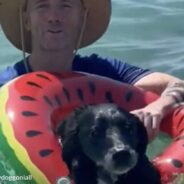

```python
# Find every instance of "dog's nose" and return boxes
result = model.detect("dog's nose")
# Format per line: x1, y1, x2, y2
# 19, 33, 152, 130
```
112, 149, 131, 163
104, 148, 137, 174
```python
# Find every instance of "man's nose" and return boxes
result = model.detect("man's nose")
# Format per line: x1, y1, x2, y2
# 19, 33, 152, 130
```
47, 9, 62, 24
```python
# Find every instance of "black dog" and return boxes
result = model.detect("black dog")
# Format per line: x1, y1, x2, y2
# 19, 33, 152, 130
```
57, 104, 161, 184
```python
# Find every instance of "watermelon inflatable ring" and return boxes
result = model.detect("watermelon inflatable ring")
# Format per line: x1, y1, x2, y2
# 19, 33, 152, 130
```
0, 71, 184, 184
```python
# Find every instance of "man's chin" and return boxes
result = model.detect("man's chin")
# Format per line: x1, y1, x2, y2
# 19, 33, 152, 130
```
41, 44, 67, 52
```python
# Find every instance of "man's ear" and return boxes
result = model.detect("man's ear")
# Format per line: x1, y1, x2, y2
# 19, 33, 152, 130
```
23, 13, 31, 31
22, 4, 31, 31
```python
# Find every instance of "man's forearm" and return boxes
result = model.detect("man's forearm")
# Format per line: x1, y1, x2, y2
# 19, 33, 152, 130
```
156, 80, 184, 116
161, 80, 184, 105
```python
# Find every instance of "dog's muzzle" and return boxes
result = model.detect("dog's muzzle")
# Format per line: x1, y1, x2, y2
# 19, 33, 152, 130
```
104, 146, 138, 174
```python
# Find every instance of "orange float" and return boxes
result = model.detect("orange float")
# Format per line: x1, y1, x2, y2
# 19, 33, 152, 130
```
0, 71, 183, 184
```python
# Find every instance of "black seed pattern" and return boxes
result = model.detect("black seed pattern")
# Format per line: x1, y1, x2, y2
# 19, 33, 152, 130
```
178, 128, 184, 135
175, 136, 184, 141
20, 96, 36, 101
22, 111, 38, 116
27, 81, 42, 89
88, 81, 96, 95
175, 107, 184, 117
105, 91, 113, 103
63, 88, 70, 102
176, 115, 184, 129
169, 94, 181, 103
125, 91, 133, 102
43, 96, 53, 107
26, 130, 43, 137
55, 95, 62, 106
39, 149, 53, 157
172, 159, 183, 168
36, 74, 51, 81
77, 88, 84, 101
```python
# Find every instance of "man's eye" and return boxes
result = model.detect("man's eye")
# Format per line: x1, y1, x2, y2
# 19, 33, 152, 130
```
62, 4, 72, 8
36, 4, 49, 9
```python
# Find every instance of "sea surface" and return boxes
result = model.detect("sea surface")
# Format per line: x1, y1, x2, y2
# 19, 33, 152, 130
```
1, 0, 184, 182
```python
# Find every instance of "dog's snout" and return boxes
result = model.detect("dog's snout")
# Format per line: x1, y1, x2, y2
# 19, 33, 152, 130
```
112, 149, 131, 162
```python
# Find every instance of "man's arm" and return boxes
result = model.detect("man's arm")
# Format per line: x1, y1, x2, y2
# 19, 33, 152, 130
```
131, 72, 184, 141
135, 72, 184, 111
134, 72, 182, 95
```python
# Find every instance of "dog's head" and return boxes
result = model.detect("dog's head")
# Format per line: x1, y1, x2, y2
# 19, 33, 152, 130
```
57, 104, 148, 175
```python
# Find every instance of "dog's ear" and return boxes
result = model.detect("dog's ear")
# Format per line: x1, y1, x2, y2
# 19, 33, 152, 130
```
136, 117, 149, 154
56, 106, 88, 139
116, 107, 149, 154
56, 106, 88, 169
57, 114, 78, 140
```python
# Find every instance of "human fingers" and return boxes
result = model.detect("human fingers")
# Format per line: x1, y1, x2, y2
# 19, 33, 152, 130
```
130, 110, 144, 122
152, 114, 161, 130
146, 114, 161, 141
131, 110, 159, 140
151, 115, 161, 138
143, 112, 153, 139
131, 111, 153, 139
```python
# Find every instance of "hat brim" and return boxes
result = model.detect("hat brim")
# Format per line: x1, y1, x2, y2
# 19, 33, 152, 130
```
0, 0, 111, 53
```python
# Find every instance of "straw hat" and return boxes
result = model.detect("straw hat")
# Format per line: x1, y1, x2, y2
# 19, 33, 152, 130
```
0, 0, 111, 53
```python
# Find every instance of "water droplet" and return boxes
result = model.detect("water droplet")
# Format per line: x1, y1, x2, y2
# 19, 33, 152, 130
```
57, 177, 71, 184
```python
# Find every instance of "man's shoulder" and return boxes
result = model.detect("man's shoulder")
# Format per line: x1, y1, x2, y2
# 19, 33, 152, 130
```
74, 54, 151, 84
74, 54, 128, 68
73, 54, 130, 81
75, 53, 121, 62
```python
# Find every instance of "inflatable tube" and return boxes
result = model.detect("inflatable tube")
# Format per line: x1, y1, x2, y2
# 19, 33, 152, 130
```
0, 71, 183, 184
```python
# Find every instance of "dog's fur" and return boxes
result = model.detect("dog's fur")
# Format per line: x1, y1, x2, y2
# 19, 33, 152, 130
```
57, 104, 161, 184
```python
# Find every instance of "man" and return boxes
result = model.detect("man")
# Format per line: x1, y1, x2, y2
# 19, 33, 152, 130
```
0, 0, 183, 140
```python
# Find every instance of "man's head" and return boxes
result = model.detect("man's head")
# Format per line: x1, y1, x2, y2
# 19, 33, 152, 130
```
24, 0, 85, 52
0, 0, 111, 53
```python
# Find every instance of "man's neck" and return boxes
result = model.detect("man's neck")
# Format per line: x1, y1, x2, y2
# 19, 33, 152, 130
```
28, 49, 75, 73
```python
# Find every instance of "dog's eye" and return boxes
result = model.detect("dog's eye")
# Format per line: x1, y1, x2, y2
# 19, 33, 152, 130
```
122, 124, 134, 134
90, 126, 105, 138
125, 125, 131, 130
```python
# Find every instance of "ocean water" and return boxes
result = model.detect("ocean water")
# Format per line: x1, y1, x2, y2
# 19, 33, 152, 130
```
1, 0, 184, 182
1, 0, 184, 76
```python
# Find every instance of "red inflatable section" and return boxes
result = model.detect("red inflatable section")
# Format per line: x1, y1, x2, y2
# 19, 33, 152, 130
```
154, 106, 184, 183
4, 71, 184, 183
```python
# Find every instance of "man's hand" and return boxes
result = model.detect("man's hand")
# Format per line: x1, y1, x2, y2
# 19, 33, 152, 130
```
134, 72, 184, 141
131, 82, 184, 141
131, 100, 165, 141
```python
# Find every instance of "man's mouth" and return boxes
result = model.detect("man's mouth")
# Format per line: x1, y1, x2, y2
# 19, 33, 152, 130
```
48, 30, 62, 34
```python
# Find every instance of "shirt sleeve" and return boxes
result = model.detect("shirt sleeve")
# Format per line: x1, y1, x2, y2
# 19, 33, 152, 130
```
0, 54, 152, 86
108, 57, 153, 84
0, 66, 18, 87
73, 54, 153, 85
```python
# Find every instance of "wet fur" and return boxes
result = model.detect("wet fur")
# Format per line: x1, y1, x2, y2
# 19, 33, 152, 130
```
57, 104, 161, 184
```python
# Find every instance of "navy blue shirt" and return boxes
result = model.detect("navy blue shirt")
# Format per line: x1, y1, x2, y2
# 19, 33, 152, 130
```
0, 54, 151, 86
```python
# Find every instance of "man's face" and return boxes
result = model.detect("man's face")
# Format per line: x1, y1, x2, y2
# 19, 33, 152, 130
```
25, 0, 84, 52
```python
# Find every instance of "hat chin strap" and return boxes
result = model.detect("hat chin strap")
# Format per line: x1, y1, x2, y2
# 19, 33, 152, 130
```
19, 6, 88, 73
73, 8, 89, 55
19, 5, 29, 73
